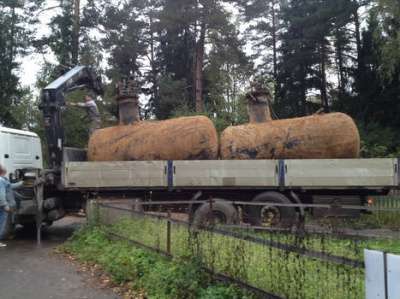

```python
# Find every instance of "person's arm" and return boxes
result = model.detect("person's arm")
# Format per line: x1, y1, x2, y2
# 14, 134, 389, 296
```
75, 102, 87, 107
10, 181, 23, 190
6, 187, 16, 210
0, 183, 8, 209
68, 102, 86, 108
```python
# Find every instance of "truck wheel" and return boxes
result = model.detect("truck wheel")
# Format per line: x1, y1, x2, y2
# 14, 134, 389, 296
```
192, 199, 239, 227
247, 192, 297, 228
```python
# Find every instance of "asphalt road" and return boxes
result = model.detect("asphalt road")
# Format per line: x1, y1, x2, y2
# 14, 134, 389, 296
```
0, 217, 119, 299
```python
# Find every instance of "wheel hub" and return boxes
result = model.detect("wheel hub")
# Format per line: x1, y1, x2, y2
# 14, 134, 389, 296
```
260, 206, 281, 226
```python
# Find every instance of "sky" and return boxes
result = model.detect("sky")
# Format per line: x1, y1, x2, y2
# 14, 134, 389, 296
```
18, 0, 73, 89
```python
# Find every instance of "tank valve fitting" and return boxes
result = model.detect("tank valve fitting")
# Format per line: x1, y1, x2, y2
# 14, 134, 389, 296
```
116, 77, 140, 125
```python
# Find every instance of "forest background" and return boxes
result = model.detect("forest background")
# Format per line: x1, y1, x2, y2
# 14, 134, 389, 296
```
1, 0, 400, 158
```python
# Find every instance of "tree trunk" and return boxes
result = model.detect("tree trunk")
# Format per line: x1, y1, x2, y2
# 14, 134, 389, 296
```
300, 62, 307, 115
353, 7, 361, 71
335, 28, 345, 95
72, 0, 80, 65
270, 0, 278, 103
271, 1, 278, 81
195, 20, 206, 113
149, 14, 158, 117
353, 5, 364, 95
9, 7, 16, 69
320, 44, 329, 111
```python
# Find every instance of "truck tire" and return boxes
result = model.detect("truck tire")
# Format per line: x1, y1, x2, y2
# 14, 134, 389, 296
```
247, 192, 297, 228
192, 199, 239, 227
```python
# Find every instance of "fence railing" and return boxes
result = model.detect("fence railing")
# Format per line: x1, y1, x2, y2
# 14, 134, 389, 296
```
87, 199, 388, 299
373, 195, 400, 209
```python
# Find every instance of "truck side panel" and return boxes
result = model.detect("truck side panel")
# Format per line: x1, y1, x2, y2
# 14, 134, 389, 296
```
173, 160, 278, 187
63, 161, 168, 188
62, 158, 398, 190
285, 159, 397, 187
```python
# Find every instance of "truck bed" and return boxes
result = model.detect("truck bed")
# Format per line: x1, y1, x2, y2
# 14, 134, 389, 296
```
62, 158, 399, 190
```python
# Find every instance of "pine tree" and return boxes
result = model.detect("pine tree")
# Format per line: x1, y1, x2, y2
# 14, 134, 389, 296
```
0, 0, 43, 127
375, 0, 400, 80
157, 0, 197, 116
243, 0, 280, 91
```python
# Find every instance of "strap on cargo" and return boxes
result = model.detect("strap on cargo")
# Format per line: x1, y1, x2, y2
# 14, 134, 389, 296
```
167, 160, 174, 191
278, 159, 285, 189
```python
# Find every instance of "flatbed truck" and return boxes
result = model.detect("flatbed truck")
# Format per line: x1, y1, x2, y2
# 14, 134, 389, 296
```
1, 66, 399, 235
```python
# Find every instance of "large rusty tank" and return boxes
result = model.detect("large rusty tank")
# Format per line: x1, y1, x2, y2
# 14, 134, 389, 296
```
220, 85, 360, 160
88, 115, 219, 161
88, 78, 218, 161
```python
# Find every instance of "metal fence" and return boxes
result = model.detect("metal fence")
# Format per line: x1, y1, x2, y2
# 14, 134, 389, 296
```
374, 195, 400, 209
86, 199, 379, 299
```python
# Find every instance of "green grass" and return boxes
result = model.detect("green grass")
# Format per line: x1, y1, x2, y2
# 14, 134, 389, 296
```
106, 216, 364, 299
92, 204, 400, 299
238, 228, 400, 259
62, 226, 253, 299
320, 212, 400, 231
352, 195, 400, 229
305, 195, 400, 230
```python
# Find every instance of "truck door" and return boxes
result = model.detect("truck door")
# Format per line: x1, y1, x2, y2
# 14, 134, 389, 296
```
8, 133, 35, 174
0, 131, 12, 176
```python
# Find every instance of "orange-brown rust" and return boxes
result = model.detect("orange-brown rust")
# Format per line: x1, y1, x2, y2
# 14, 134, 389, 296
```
220, 112, 360, 159
88, 116, 218, 161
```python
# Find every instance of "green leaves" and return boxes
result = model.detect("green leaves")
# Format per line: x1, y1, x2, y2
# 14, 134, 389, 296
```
375, 0, 400, 81
64, 226, 250, 299
0, 0, 44, 127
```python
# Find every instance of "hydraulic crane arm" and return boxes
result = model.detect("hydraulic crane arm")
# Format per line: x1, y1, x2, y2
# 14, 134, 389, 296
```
39, 66, 103, 170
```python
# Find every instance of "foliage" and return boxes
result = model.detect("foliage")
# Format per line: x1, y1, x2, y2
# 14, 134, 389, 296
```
199, 284, 252, 299
330, 196, 400, 230
375, 0, 400, 81
0, 0, 44, 127
359, 123, 400, 157
90, 198, 400, 299
63, 227, 252, 299
154, 76, 191, 120
92, 210, 365, 299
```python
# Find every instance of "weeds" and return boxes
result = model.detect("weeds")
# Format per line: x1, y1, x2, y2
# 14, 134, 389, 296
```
103, 215, 366, 299
62, 227, 252, 299
81, 202, 400, 299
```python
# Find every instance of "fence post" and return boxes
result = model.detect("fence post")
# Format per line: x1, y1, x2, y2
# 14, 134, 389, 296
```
365, 249, 387, 299
167, 210, 171, 255
387, 253, 400, 299
209, 197, 214, 226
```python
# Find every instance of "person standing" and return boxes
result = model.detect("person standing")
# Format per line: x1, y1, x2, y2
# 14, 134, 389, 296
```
69, 94, 101, 136
0, 165, 23, 247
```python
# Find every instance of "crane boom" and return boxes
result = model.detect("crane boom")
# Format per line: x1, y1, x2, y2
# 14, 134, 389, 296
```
39, 66, 103, 170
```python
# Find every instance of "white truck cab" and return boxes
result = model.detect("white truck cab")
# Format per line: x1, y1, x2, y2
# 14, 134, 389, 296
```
0, 127, 43, 178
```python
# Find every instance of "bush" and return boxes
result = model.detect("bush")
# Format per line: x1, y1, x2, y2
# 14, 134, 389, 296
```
359, 122, 400, 157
